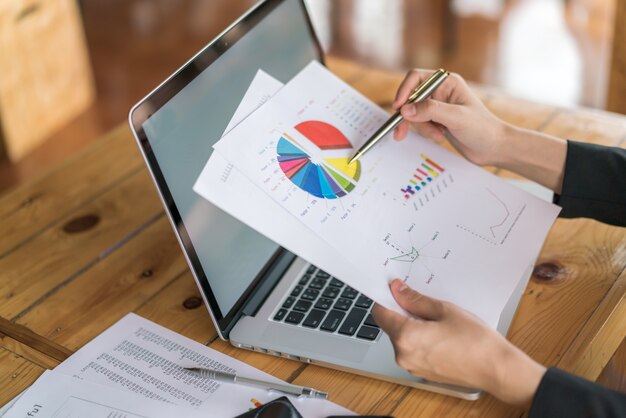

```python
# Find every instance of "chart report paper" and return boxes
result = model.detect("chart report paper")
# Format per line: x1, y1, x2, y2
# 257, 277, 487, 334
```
54, 314, 352, 418
3, 370, 206, 418
209, 61, 560, 326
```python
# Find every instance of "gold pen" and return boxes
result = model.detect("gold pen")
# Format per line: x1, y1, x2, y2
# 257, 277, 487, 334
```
348, 68, 450, 164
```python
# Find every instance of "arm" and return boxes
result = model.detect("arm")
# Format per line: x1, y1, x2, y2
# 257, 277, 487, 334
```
373, 280, 626, 415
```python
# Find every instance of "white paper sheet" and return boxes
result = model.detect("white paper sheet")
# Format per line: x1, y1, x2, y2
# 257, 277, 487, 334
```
54, 313, 353, 418
193, 68, 376, 321
3, 370, 206, 418
210, 61, 560, 326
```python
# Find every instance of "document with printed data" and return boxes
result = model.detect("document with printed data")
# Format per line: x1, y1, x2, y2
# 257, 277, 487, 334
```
3, 370, 206, 418
53, 313, 353, 418
205, 61, 560, 326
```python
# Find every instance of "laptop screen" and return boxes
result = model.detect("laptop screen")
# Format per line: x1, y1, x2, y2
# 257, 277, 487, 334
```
137, 0, 321, 322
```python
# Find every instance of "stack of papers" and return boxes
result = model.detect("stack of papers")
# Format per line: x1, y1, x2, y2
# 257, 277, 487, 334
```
194, 61, 559, 327
1, 314, 352, 417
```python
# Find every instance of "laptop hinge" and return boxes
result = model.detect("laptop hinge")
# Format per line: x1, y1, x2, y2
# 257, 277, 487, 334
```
221, 250, 296, 338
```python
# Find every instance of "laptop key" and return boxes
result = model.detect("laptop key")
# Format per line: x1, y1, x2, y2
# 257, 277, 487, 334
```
333, 298, 352, 311
291, 285, 304, 297
302, 309, 326, 328
301, 288, 319, 301
338, 308, 368, 336
285, 311, 305, 325
293, 300, 312, 312
306, 265, 317, 275
282, 297, 295, 309
298, 274, 311, 286
314, 297, 333, 310
320, 309, 345, 332
341, 286, 359, 300
309, 277, 326, 290
355, 295, 373, 309
364, 313, 379, 328
356, 325, 380, 341
315, 270, 330, 279
328, 278, 344, 288
273, 308, 288, 321
322, 287, 340, 299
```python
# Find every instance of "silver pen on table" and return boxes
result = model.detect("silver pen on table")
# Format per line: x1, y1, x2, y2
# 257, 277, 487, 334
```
184, 367, 328, 399
348, 68, 450, 164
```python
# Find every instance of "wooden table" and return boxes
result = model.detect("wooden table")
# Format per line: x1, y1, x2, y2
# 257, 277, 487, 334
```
1, 58, 625, 416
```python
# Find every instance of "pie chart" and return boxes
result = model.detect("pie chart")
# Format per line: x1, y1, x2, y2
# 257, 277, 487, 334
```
277, 120, 361, 199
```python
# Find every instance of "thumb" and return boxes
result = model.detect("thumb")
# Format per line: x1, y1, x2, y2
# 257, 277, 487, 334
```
400, 99, 461, 130
390, 279, 444, 320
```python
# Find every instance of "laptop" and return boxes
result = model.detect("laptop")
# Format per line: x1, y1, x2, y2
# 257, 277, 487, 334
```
128, 0, 533, 400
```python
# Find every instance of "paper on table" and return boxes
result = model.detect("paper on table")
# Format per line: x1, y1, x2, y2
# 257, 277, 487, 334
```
211, 61, 561, 327
54, 313, 353, 418
3, 370, 206, 418
193, 68, 377, 315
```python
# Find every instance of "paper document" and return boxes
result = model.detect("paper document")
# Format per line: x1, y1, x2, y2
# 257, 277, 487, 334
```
208, 61, 560, 326
54, 313, 352, 417
3, 370, 205, 418
193, 69, 373, 316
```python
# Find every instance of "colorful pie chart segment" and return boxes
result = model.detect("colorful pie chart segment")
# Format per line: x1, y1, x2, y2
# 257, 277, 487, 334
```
276, 122, 360, 199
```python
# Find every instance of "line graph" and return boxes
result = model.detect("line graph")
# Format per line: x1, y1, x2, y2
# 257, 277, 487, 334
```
383, 224, 451, 284
486, 188, 510, 238
456, 187, 522, 245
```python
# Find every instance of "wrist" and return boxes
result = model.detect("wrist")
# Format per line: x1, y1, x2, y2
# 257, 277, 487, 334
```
487, 338, 546, 407
490, 122, 520, 168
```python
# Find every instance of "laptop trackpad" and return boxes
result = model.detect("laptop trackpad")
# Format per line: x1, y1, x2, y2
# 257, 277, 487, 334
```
260, 325, 370, 362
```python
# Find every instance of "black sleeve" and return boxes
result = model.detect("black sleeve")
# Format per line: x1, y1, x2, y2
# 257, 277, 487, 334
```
553, 141, 626, 227
529, 368, 626, 418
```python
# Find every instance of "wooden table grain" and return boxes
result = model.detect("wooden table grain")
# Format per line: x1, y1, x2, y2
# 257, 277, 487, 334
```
1, 58, 625, 417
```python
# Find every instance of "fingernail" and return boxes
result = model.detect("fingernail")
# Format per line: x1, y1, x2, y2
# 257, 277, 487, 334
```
396, 280, 408, 292
403, 105, 416, 116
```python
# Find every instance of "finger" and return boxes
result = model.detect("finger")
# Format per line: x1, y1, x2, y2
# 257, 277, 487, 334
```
400, 99, 462, 130
390, 279, 444, 320
393, 69, 433, 109
371, 303, 409, 340
393, 121, 410, 140
414, 122, 446, 142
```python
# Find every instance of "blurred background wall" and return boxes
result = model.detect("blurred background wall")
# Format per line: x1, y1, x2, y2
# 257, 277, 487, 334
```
0, 0, 619, 194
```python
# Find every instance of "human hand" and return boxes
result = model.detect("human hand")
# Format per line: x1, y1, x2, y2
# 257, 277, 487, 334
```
392, 70, 507, 167
372, 279, 546, 407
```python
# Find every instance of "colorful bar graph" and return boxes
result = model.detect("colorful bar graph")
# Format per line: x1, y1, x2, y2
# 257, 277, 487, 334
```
400, 154, 446, 200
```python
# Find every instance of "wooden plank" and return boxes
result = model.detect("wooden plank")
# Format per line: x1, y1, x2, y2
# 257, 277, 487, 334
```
0, 125, 141, 257
135, 271, 218, 344
540, 108, 626, 147
0, 347, 45, 406
0, 169, 163, 320
607, 0, 626, 114
14, 216, 189, 351
557, 268, 626, 380
0, 335, 61, 370
597, 336, 626, 392
0, 316, 71, 362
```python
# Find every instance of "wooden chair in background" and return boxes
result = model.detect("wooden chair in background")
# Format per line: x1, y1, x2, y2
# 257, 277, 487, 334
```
607, 0, 625, 114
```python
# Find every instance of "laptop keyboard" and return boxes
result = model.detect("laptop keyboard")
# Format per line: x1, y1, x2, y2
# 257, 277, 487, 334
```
272, 266, 380, 341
